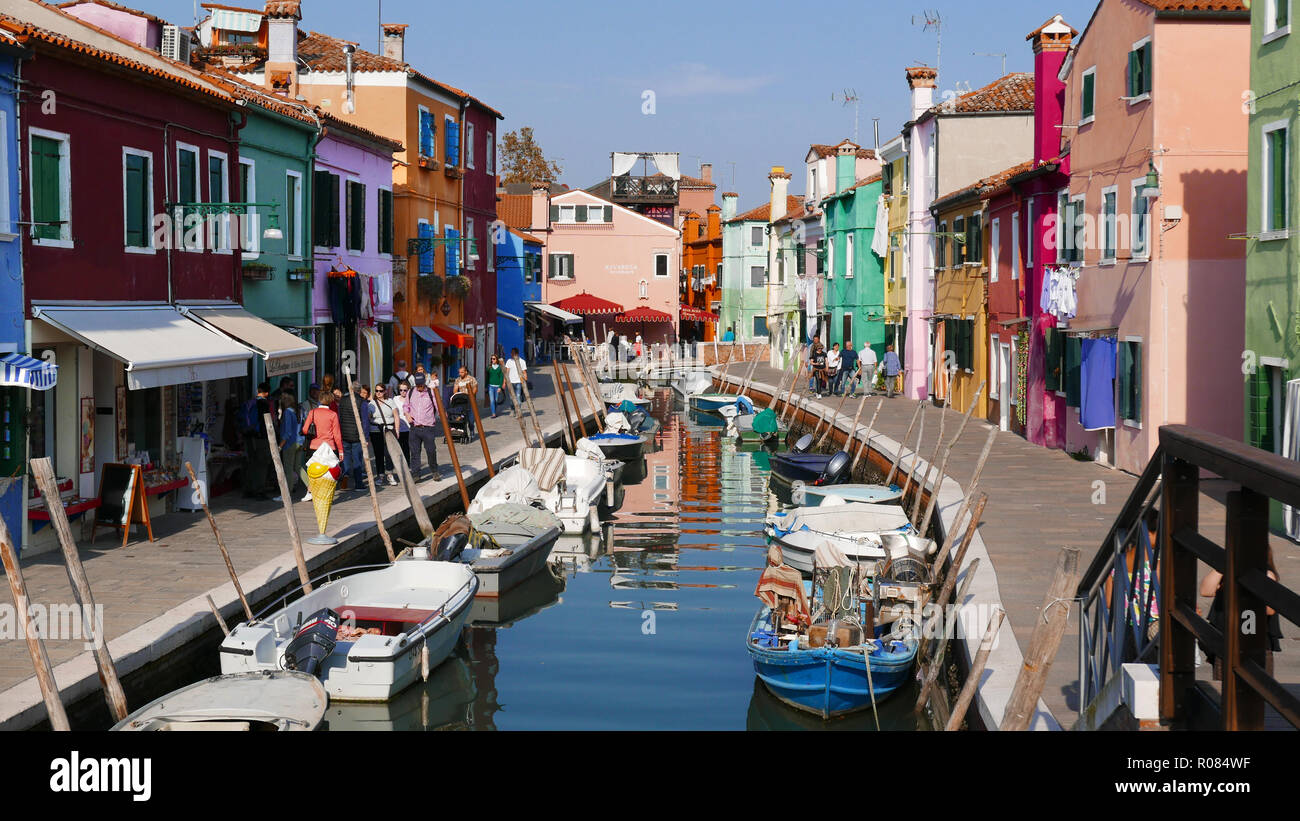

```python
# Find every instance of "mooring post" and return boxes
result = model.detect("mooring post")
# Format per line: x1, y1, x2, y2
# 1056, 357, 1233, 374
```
0, 514, 70, 730
185, 460, 255, 618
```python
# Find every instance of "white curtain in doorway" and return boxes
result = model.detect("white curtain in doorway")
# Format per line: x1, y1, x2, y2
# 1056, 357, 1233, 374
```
1283, 379, 1300, 540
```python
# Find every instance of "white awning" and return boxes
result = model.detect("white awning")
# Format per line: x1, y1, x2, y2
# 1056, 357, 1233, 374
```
179, 303, 318, 377
210, 9, 262, 32
32, 304, 252, 390
525, 302, 583, 325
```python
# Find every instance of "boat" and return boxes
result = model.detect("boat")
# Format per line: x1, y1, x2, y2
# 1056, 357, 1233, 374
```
406, 504, 563, 597
768, 450, 852, 486
219, 561, 478, 702
719, 403, 784, 446
606, 404, 660, 438
469, 561, 566, 626
600, 381, 651, 411
688, 392, 740, 413
582, 431, 648, 461
746, 542, 925, 719
765, 502, 922, 574
791, 482, 904, 507
111, 671, 327, 731
468, 448, 607, 534
671, 370, 715, 400
323, 654, 476, 731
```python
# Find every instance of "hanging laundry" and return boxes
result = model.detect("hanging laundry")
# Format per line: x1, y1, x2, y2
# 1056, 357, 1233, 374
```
1080, 336, 1117, 431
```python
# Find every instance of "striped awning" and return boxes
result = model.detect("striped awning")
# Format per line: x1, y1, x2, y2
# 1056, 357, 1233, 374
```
210, 9, 262, 32
615, 307, 673, 324
0, 353, 57, 390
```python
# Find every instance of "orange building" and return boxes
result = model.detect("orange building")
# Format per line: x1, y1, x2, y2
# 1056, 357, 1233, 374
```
680, 206, 723, 342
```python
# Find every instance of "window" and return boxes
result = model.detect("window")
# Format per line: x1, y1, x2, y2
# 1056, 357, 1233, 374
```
751, 225, 763, 246
417, 220, 433, 274
122, 148, 152, 252
1264, 122, 1290, 237
313, 170, 340, 248
1081, 67, 1096, 124
936, 221, 947, 269
753, 315, 769, 337
796, 243, 806, 276
1101, 186, 1117, 262
952, 216, 965, 264
378, 188, 393, 255
990, 218, 1000, 282
1265, 0, 1291, 42
486, 131, 495, 175
238, 158, 256, 257
750, 265, 765, 287
842, 312, 853, 345
1025, 200, 1034, 268
989, 334, 1001, 399
1011, 212, 1020, 280
465, 218, 477, 271
549, 253, 574, 280
444, 116, 460, 167
208, 151, 229, 251
465, 121, 475, 169
845, 234, 854, 278
827, 236, 835, 279
1127, 38, 1152, 101
1060, 192, 1084, 264
1065, 335, 1083, 407
285, 171, 302, 259
1044, 327, 1064, 393
816, 239, 824, 275
344, 180, 365, 252
418, 107, 435, 158
176, 143, 200, 250
1131, 180, 1151, 259
655, 253, 669, 277
1118, 338, 1142, 426
808, 167, 816, 202
969, 213, 984, 264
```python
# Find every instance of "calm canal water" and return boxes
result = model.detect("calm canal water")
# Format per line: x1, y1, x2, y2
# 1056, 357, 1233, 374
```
325, 388, 935, 731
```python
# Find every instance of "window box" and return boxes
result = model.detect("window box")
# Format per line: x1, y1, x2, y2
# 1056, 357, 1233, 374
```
417, 155, 439, 171
446, 275, 472, 298
287, 267, 313, 283
241, 261, 272, 280
444, 164, 463, 180
416, 274, 443, 303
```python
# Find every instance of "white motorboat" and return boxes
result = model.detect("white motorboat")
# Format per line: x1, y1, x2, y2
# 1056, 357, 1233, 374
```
407, 504, 563, 597
111, 671, 327, 731
219, 561, 478, 702
791, 483, 905, 507
468, 448, 607, 534
672, 370, 715, 400
601, 381, 651, 409
765, 503, 922, 574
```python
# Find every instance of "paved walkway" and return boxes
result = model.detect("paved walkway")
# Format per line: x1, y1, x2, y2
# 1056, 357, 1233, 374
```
736, 365, 1300, 727
0, 366, 592, 726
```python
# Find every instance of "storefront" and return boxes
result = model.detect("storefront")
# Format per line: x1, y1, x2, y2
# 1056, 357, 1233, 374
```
1, 353, 58, 555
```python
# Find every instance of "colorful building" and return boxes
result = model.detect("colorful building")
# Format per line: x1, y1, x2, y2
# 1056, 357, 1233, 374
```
680, 205, 722, 342
0, 30, 26, 552
1057, 0, 1249, 473
721, 192, 798, 344
821, 152, 887, 363
879, 135, 909, 377
460, 96, 503, 383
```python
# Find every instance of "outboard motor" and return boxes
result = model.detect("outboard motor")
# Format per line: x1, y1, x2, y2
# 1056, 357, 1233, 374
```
628, 410, 648, 432
792, 433, 814, 454
283, 608, 340, 679
814, 451, 851, 486
436, 531, 469, 562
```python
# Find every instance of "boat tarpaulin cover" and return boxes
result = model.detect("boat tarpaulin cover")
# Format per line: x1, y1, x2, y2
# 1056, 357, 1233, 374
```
468, 503, 561, 539
467, 465, 543, 515
752, 408, 779, 435
519, 447, 566, 492
755, 544, 810, 623
813, 540, 854, 569
603, 412, 632, 434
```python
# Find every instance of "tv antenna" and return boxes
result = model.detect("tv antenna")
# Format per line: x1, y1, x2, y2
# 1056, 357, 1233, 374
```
973, 51, 1007, 76
912, 10, 943, 80
831, 89, 861, 144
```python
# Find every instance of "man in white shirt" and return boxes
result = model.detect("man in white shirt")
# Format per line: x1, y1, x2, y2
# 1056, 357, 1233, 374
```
859, 344, 879, 395
504, 347, 527, 402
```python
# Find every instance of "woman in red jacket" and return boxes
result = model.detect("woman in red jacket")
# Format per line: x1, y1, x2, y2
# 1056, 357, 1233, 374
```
299, 392, 343, 502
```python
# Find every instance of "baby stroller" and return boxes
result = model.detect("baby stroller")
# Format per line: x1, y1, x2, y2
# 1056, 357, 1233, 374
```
445, 392, 474, 443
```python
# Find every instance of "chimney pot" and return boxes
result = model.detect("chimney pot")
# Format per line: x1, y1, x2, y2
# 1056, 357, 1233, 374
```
382, 23, 408, 63
700, 163, 712, 182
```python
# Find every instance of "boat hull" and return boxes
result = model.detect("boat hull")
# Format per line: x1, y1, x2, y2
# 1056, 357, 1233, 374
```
469, 527, 561, 597
792, 483, 903, 506
768, 453, 834, 484
688, 394, 735, 413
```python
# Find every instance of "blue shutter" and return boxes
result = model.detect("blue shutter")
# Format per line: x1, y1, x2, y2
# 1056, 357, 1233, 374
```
419, 111, 434, 157
418, 222, 434, 274
445, 227, 459, 274
445, 120, 460, 167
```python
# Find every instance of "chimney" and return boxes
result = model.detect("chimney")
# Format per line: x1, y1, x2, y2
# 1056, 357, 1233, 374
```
768, 166, 790, 223
700, 163, 712, 183
721, 192, 738, 221
382, 23, 408, 63
706, 205, 721, 238
530, 181, 551, 232
905, 66, 937, 121
1027, 15, 1076, 166
835, 141, 858, 194
263, 1, 302, 97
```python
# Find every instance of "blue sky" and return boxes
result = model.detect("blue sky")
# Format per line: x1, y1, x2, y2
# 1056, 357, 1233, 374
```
134, 0, 1101, 207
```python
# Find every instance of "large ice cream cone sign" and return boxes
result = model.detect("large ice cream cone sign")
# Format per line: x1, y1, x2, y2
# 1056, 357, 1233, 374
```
305, 444, 341, 545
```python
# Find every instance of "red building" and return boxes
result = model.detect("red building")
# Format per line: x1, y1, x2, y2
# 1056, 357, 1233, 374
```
458, 96, 502, 383
680, 206, 722, 341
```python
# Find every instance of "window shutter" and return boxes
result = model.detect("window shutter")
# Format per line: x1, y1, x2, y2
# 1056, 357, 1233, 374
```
312, 170, 327, 246
576, 204, 587, 222
796, 244, 806, 276
549, 204, 559, 223
418, 222, 433, 274
1128, 49, 1138, 97
1082, 73, 1094, 119
329, 174, 341, 247
1118, 340, 1132, 421
604, 205, 613, 222
125, 154, 147, 247
1065, 336, 1082, 407
1044, 328, 1062, 392
357, 184, 366, 252
1142, 43, 1152, 95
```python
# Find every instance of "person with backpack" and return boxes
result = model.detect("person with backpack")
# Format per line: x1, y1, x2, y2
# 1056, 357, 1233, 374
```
368, 383, 404, 486
403, 372, 441, 482
240, 382, 274, 500
273, 391, 304, 502
299, 391, 342, 502
387, 359, 412, 397
337, 382, 371, 492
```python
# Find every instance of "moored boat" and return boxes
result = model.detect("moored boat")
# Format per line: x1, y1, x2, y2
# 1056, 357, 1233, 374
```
468, 449, 607, 534
111, 671, 328, 731
791, 482, 903, 507
583, 431, 648, 461
765, 503, 917, 574
407, 504, 563, 597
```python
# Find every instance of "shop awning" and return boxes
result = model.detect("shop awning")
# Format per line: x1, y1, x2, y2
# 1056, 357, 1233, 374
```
0, 352, 57, 390
179, 303, 318, 377
32, 304, 252, 390
412, 325, 447, 345
430, 323, 474, 348
552, 292, 624, 315
680, 304, 719, 323
615, 307, 673, 324
525, 301, 583, 325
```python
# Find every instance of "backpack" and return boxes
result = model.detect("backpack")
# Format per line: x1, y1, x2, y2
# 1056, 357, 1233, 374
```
237, 397, 260, 433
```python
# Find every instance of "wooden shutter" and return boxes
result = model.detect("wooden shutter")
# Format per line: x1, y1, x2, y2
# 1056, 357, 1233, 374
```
1065, 335, 1082, 407
125, 153, 148, 247
1082, 72, 1094, 120
1271, 129, 1288, 232
418, 222, 433, 274
575, 204, 587, 222
379, 190, 393, 255
329, 174, 341, 248
313, 170, 328, 246
1044, 328, 1062, 392
549, 204, 559, 223
604, 205, 613, 222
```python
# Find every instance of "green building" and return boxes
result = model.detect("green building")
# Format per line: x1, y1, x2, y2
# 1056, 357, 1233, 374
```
822, 165, 886, 365
1245, 0, 1300, 532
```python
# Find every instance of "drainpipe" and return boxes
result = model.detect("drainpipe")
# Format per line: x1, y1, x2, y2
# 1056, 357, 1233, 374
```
458, 96, 468, 326
306, 107, 328, 380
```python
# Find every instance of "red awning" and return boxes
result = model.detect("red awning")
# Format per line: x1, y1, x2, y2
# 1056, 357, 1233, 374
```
680, 304, 719, 323
551, 292, 624, 315
430, 323, 474, 347
615, 307, 673, 324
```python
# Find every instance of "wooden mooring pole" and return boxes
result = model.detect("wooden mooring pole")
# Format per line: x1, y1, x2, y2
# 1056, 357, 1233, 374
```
261, 414, 318, 584
0, 514, 70, 730
1001, 547, 1080, 731
185, 460, 254, 619
338, 371, 395, 562
946, 606, 1005, 731
915, 556, 981, 714
851, 399, 884, 472
384, 430, 433, 538
918, 382, 985, 538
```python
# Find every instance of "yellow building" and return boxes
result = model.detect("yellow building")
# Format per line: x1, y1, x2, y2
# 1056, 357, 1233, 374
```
879, 138, 908, 392
929, 177, 989, 419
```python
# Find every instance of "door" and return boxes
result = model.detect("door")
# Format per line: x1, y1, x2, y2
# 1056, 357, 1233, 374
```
999, 343, 1011, 432
93, 352, 118, 492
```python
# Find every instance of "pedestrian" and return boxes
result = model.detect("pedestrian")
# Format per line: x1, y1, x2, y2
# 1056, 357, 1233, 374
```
299, 392, 342, 502
337, 382, 371, 492
505, 347, 527, 403
240, 382, 273, 500
722, 325, 735, 343
404, 372, 441, 482
299, 382, 320, 421
394, 381, 412, 462
838, 341, 859, 396
826, 343, 841, 396
882, 344, 902, 398
454, 364, 478, 397
387, 359, 412, 396
368, 384, 402, 486
810, 342, 828, 397
273, 392, 304, 501
486, 354, 505, 418
857, 342, 878, 396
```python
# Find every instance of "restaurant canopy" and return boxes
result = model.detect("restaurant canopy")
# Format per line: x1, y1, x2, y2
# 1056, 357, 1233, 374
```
179, 303, 318, 377
615, 307, 673, 324
680, 304, 719, 323
552, 292, 624, 316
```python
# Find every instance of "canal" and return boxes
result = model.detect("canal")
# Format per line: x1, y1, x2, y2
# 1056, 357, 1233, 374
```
324, 388, 936, 731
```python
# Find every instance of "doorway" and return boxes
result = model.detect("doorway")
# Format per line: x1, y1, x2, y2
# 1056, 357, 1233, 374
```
999, 342, 1011, 432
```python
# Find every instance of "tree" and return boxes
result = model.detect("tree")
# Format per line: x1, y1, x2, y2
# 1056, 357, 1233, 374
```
499, 127, 562, 185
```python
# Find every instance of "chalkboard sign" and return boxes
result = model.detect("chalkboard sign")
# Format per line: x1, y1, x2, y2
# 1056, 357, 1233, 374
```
91, 463, 153, 547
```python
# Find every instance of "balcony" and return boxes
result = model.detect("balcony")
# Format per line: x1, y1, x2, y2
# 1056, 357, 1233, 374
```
611, 175, 678, 204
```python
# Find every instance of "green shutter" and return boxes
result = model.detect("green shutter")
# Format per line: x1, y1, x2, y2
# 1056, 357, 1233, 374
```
604, 205, 613, 222
1044, 328, 1062, 392
1065, 335, 1082, 407
1082, 72, 1095, 120
575, 204, 587, 222
1128, 49, 1139, 97
1118, 340, 1132, 421
31, 137, 62, 240
549, 205, 559, 223
1128, 341, 1141, 423
329, 174, 341, 248
125, 153, 148, 247
1279, 0, 1290, 28
1270, 129, 1288, 232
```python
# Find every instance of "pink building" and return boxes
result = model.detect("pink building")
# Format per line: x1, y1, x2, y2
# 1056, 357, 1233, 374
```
1057, 0, 1248, 474
538, 188, 682, 345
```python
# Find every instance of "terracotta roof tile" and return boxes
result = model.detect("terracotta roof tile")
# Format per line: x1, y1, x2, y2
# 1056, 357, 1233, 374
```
262, 0, 300, 18
318, 111, 402, 153
507, 225, 542, 245
933, 72, 1034, 116
809, 142, 878, 160
680, 173, 716, 189
1134, 0, 1246, 11
727, 194, 803, 224
496, 194, 533, 231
